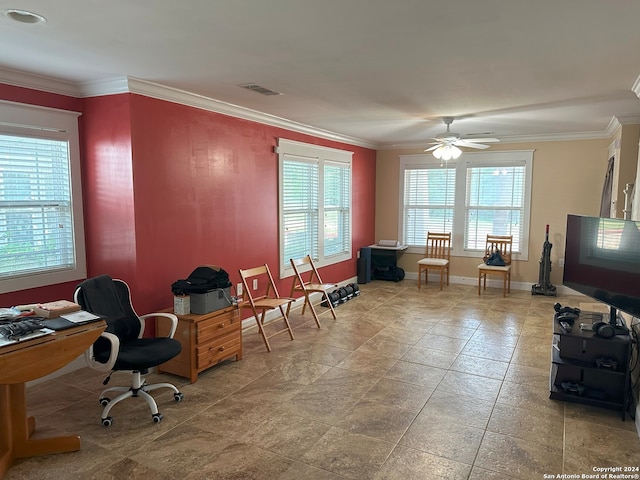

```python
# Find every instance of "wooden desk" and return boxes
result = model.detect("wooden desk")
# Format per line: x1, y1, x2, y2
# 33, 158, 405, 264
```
0, 321, 106, 478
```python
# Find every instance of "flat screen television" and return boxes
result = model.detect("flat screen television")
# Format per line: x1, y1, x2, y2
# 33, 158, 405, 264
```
563, 214, 640, 324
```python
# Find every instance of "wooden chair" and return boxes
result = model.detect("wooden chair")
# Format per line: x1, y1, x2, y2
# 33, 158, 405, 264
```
477, 234, 513, 297
417, 232, 451, 290
238, 264, 295, 352
288, 255, 338, 328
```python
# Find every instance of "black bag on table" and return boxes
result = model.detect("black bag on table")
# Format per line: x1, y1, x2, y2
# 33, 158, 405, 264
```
171, 265, 232, 295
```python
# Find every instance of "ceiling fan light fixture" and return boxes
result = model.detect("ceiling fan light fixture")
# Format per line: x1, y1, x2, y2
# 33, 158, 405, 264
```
432, 144, 462, 161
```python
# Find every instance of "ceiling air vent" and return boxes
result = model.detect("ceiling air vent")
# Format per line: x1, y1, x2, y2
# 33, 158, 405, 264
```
238, 83, 282, 96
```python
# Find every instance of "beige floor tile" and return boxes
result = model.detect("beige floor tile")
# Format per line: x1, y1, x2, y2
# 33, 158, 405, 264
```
435, 370, 503, 402
401, 345, 459, 369
420, 389, 495, 429
373, 445, 472, 480
399, 413, 484, 464
334, 399, 417, 443
7, 283, 640, 480
449, 353, 509, 380
301, 427, 395, 479
487, 402, 564, 446
474, 430, 563, 479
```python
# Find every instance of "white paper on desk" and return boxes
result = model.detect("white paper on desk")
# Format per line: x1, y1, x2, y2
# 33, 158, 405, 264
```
60, 310, 100, 324
377, 239, 400, 247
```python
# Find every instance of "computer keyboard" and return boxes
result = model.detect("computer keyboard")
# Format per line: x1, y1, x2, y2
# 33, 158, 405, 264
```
0, 318, 45, 339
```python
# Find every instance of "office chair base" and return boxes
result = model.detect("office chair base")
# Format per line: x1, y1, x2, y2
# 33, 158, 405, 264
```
98, 377, 183, 426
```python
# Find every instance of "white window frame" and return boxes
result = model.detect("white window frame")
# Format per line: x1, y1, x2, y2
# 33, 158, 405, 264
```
278, 138, 353, 278
0, 100, 85, 293
399, 150, 533, 260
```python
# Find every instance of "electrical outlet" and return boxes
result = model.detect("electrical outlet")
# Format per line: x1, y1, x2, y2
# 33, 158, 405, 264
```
236, 283, 243, 296
253, 279, 258, 290
559, 258, 565, 267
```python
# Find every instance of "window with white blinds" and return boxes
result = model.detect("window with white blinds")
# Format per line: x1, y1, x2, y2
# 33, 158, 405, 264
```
465, 163, 526, 252
278, 139, 352, 277
0, 101, 85, 293
399, 150, 533, 259
402, 163, 456, 247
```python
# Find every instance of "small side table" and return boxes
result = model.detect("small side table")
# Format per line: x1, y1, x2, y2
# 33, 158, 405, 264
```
156, 305, 242, 383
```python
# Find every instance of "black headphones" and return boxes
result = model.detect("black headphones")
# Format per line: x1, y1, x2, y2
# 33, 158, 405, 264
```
555, 312, 579, 324
592, 321, 615, 339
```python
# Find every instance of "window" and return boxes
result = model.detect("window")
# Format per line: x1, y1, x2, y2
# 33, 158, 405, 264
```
0, 101, 85, 293
400, 150, 533, 259
278, 139, 352, 277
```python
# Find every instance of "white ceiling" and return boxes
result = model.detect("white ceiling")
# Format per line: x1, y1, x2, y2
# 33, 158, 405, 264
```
2, 0, 640, 148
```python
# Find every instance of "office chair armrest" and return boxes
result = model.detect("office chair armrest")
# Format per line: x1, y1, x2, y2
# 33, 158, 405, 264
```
84, 331, 120, 372
140, 312, 178, 338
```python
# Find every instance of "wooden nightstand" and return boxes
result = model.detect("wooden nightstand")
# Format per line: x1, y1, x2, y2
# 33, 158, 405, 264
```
156, 305, 242, 383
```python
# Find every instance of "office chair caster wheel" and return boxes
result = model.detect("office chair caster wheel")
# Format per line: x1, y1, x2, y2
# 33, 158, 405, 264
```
99, 397, 110, 406
152, 413, 163, 424
101, 417, 113, 427
174, 392, 184, 402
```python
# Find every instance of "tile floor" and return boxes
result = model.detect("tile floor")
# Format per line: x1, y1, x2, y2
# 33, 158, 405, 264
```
6, 281, 640, 479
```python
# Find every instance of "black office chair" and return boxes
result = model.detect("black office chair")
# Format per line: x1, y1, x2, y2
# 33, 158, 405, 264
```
74, 275, 184, 426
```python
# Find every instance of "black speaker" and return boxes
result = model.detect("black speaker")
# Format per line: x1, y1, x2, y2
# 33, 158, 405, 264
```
357, 247, 371, 284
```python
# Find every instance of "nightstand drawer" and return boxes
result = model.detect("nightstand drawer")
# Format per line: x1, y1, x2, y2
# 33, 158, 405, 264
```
196, 310, 240, 344
197, 334, 242, 368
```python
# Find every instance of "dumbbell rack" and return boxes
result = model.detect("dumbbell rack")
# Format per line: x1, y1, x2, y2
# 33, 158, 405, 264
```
549, 313, 632, 420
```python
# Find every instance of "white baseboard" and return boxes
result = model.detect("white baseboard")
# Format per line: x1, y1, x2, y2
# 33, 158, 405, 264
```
405, 271, 577, 295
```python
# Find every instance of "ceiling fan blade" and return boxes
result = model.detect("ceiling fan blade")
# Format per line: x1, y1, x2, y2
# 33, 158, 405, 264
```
455, 140, 490, 149
462, 137, 500, 143
424, 145, 440, 152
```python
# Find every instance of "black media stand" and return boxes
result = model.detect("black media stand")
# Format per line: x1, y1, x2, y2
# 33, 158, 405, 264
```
549, 310, 632, 420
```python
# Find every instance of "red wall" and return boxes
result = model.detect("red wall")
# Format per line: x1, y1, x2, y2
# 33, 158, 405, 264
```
0, 86, 376, 316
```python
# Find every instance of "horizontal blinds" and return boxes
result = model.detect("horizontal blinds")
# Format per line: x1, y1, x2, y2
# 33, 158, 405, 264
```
0, 134, 75, 278
282, 157, 319, 261
403, 165, 455, 246
324, 162, 351, 257
465, 163, 526, 251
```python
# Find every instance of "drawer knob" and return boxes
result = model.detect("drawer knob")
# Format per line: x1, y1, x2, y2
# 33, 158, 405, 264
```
219, 346, 225, 352
219, 323, 225, 328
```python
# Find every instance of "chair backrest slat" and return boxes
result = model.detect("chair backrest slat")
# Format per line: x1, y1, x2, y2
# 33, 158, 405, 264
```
484, 234, 513, 265
425, 232, 451, 260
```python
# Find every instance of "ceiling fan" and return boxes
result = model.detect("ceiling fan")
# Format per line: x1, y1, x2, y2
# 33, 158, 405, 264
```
425, 117, 500, 160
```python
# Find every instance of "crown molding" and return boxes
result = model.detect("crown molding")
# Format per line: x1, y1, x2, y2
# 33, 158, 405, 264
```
0, 67, 80, 97
123, 77, 377, 149
1, 67, 637, 151
0, 68, 376, 149
378, 131, 608, 150
605, 114, 640, 137
632, 73, 640, 98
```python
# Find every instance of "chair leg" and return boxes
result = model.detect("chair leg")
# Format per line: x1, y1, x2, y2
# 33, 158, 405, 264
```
278, 305, 295, 340
418, 266, 422, 288
306, 294, 322, 329
323, 291, 337, 320
439, 270, 444, 290
256, 311, 272, 352
478, 272, 482, 295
